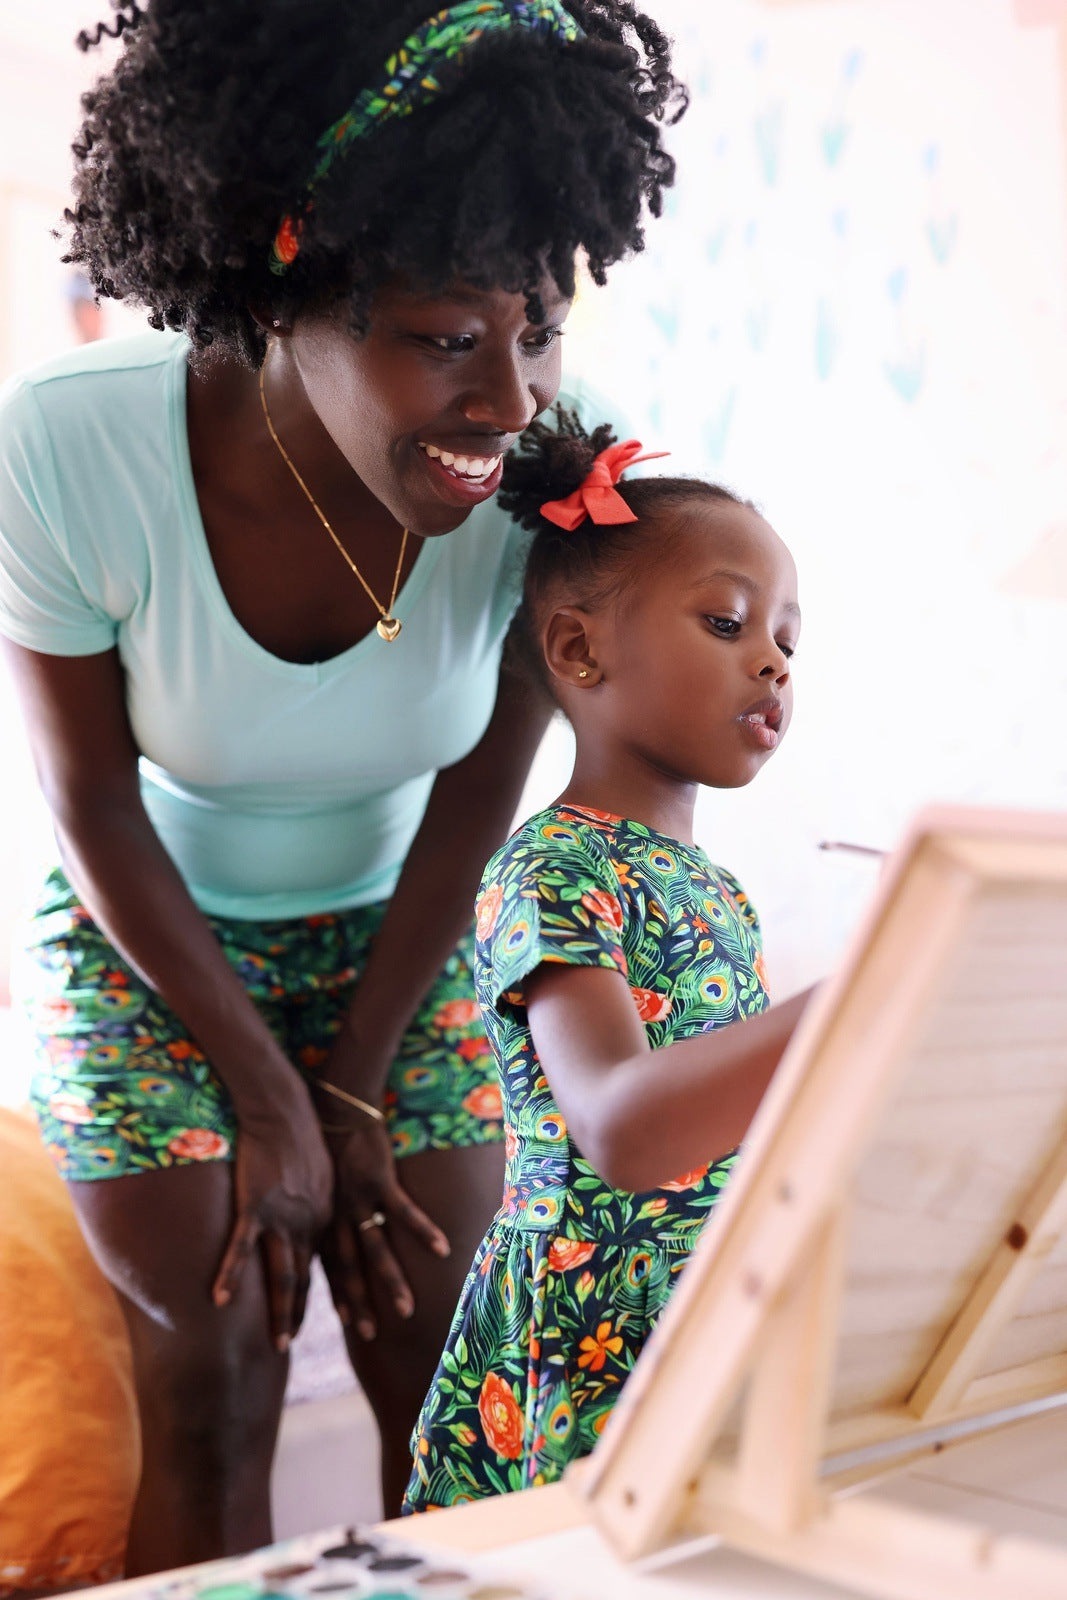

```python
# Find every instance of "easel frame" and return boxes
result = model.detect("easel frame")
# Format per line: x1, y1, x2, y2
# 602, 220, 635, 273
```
572, 805, 1067, 1600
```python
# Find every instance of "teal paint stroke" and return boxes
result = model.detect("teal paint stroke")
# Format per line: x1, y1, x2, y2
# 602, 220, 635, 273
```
753, 102, 784, 186
704, 389, 738, 463
705, 224, 730, 265
815, 297, 838, 381
926, 215, 958, 264
648, 302, 680, 344
746, 302, 770, 353
821, 120, 850, 167
883, 349, 926, 403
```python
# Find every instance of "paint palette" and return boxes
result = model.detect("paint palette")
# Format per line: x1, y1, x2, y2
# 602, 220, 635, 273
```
92, 1527, 551, 1600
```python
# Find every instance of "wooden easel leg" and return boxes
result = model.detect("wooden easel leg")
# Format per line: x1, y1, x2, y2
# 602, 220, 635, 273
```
729, 1207, 847, 1532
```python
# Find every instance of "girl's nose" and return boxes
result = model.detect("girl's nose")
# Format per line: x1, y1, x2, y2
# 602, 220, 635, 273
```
459, 353, 537, 433
758, 646, 791, 683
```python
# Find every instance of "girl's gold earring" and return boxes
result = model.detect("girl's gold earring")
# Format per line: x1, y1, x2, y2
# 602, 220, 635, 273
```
577, 669, 589, 679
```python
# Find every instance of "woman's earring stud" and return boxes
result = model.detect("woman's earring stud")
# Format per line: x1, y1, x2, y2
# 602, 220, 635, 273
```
578, 669, 589, 679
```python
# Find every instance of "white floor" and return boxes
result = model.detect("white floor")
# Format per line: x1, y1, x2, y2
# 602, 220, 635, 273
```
273, 1385, 382, 1539
274, 1262, 384, 1536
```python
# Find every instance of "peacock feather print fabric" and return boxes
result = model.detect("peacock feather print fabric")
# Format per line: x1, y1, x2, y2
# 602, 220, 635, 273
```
404, 803, 769, 1509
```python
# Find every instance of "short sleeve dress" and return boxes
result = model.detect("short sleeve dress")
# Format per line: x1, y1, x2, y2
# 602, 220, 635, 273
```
403, 803, 770, 1511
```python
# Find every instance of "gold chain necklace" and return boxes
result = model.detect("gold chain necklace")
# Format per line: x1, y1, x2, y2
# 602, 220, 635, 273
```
258, 363, 409, 642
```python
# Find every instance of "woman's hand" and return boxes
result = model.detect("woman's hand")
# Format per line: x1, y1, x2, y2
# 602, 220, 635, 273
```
320, 1120, 450, 1341
212, 1092, 334, 1351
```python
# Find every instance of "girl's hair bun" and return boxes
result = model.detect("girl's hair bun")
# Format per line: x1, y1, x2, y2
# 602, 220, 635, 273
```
498, 404, 617, 531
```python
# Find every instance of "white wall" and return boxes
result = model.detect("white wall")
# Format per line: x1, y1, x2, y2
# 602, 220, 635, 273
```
0, 6, 139, 1011
0, 0, 1064, 1016
532, 0, 1067, 997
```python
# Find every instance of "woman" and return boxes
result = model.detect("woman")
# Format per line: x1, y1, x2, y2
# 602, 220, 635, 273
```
0, 0, 685, 1571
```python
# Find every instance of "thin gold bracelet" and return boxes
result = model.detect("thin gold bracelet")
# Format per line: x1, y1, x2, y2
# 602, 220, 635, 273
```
312, 1076, 385, 1125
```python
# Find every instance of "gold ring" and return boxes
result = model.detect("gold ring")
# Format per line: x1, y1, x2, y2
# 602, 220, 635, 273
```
358, 1210, 387, 1233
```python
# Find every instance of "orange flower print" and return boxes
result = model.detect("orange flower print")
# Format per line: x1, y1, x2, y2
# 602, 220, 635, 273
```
456, 1424, 477, 1448
478, 1240, 499, 1276
578, 1320, 624, 1372
548, 1238, 597, 1272
478, 1372, 524, 1459
434, 998, 480, 1030
660, 1163, 709, 1192
504, 1123, 518, 1161
457, 1035, 488, 1062
754, 950, 770, 993
300, 1044, 329, 1068
41, 997, 75, 1021
475, 883, 504, 940
165, 1039, 200, 1061
630, 986, 673, 1023
49, 1092, 93, 1124
610, 858, 638, 888
167, 1128, 230, 1161
462, 1082, 503, 1120
581, 889, 624, 933
568, 805, 621, 831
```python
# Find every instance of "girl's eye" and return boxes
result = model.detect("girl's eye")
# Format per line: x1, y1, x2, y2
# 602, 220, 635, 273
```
706, 615, 742, 638
778, 641, 796, 659
524, 326, 564, 353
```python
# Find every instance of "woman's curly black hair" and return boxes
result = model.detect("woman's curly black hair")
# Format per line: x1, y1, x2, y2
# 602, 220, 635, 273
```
64, 0, 688, 364
499, 405, 749, 690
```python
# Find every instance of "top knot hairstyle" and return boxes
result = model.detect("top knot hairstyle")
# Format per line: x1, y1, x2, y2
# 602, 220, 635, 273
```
499, 405, 751, 687
64, 0, 688, 364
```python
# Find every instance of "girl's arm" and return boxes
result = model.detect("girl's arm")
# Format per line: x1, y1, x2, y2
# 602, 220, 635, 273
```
525, 963, 815, 1193
2, 641, 333, 1347
316, 641, 554, 1328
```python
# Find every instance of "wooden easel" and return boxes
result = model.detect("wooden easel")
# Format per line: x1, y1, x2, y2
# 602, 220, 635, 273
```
573, 805, 1067, 1599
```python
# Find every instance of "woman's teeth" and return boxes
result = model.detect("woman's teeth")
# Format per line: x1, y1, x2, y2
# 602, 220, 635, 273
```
419, 442, 497, 481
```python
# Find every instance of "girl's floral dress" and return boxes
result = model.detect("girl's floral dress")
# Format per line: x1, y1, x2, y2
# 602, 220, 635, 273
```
403, 803, 769, 1511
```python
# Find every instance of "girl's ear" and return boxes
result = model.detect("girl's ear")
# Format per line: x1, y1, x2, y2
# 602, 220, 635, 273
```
249, 300, 293, 336
542, 607, 601, 688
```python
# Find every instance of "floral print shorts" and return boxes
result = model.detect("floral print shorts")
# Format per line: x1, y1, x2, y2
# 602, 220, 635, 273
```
17, 869, 504, 1182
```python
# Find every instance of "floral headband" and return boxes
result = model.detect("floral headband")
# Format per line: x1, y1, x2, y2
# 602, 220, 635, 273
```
540, 440, 670, 531
270, 0, 582, 274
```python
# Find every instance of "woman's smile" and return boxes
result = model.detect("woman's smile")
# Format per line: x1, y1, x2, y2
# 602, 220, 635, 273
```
285, 280, 571, 537
415, 439, 508, 504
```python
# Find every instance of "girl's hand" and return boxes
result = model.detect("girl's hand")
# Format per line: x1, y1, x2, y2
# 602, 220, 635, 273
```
212, 1096, 334, 1351
320, 1121, 450, 1341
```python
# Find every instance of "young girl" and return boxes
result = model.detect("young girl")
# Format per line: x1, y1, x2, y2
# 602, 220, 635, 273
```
403, 409, 812, 1510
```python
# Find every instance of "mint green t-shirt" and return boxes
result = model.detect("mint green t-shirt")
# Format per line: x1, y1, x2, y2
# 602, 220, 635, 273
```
0, 332, 606, 919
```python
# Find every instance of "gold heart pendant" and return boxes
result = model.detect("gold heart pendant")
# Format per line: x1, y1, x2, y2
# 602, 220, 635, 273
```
376, 616, 402, 642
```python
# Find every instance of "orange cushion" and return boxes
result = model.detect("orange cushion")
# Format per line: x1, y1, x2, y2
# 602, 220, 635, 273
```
0, 1107, 139, 1594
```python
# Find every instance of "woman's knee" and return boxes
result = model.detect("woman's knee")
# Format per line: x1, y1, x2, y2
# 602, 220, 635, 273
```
129, 1313, 287, 1477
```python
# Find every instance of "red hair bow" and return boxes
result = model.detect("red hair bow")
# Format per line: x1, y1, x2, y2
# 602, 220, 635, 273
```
539, 439, 670, 531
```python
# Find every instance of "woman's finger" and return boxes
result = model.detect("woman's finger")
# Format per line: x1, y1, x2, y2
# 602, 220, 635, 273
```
291, 1240, 313, 1337
262, 1228, 300, 1351
324, 1218, 376, 1342
385, 1185, 451, 1260
357, 1213, 414, 1321
212, 1209, 263, 1308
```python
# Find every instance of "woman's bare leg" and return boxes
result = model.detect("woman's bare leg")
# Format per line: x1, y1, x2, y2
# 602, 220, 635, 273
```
69, 1162, 290, 1576
344, 1141, 505, 1518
